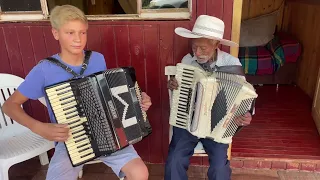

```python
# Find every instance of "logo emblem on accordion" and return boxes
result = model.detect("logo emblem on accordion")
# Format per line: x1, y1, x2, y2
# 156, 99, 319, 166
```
223, 104, 238, 128
110, 85, 138, 128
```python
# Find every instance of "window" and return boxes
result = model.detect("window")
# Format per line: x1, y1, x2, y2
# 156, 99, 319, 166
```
0, 0, 191, 22
0, 0, 49, 21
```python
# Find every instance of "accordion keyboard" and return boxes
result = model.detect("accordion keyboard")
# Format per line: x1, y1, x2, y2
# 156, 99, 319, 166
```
169, 67, 194, 129
169, 64, 210, 131
46, 78, 117, 166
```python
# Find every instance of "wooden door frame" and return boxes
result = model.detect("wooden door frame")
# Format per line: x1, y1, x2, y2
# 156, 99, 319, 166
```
312, 67, 320, 135
227, 0, 243, 159
230, 0, 243, 57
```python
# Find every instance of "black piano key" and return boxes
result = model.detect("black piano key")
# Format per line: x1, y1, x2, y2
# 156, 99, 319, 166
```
179, 98, 187, 101
78, 146, 91, 153
75, 136, 87, 143
70, 123, 82, 130
183, 71, 194, 76
61, 99, 76, 106
54, 85, 71, 92
80, 152, 94, 159
57, 89, 72, 96
66, 113, 79, 119
77, 142, 90, 149
68, 119, 81, 126
180, 89, 189, 93
178, 105, 187, 109
59, 95, 74, 101
177, 115, 187, 119
64, 109, 79, 116
63, 105, 77, 111
73, 132, 85, 139
72, 127, 84, 135
181, 82, 191, 86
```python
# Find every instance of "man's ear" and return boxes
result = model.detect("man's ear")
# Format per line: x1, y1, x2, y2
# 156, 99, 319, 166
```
210, 39, 220, 49
51, 28, 59, 40
214, 41, 220, 48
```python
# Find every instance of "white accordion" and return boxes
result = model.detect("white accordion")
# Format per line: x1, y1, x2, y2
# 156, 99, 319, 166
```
169, 63, 258, 144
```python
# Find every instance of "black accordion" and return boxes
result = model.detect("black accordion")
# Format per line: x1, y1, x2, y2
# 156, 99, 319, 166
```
45, 67, 152, 166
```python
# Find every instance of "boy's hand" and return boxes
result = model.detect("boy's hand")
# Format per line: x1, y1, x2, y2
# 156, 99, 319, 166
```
167, 77, 179, 90
140, 92, 152, 112
235, 112, 252, 126
32, 122, 70, 142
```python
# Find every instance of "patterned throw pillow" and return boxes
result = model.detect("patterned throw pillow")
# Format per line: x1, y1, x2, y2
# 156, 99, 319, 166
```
240, 10, 278, 47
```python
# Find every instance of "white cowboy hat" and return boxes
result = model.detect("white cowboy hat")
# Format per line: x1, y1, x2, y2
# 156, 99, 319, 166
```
175, 15, 238, 47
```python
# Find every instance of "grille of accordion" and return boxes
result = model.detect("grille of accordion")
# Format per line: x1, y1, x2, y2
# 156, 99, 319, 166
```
135, 82, 147, 122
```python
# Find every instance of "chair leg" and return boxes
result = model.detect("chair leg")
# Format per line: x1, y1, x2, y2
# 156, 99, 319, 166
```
0, 165, 9, 180
39, 152, 49, 165
78, 169, 83, 178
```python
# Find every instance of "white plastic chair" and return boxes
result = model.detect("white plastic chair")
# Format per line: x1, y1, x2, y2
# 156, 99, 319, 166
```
0, 73, 55, 180
78, 159, 101, 178
165, 66, 232, 158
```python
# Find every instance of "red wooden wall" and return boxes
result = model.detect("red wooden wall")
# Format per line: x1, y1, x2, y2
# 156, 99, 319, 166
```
0, 0, 234, 165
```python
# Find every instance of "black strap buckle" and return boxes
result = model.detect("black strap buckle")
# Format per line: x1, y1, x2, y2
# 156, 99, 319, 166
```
81, 63, 87, 69
65, 66, 73, 73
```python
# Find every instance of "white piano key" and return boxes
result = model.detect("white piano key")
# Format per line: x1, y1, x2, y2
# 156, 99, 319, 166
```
48, 92, 74, 101
46, 86, 72, 96
45, 83, 70, 93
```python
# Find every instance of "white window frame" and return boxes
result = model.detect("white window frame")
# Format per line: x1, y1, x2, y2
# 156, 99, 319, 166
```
0, 0, 49, 21
0, 0, 192, 22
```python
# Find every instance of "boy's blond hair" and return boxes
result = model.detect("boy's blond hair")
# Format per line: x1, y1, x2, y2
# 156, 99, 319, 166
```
50, 5, 88, 29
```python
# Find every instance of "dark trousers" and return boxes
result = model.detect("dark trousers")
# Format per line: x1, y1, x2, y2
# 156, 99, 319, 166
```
164, 127, 231, 180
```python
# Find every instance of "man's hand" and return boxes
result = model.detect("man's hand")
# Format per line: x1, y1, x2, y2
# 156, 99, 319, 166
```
167, 77, 179, 90
32, 122, 70, 142
140, 92, 152, 112
235, 112, 252, 126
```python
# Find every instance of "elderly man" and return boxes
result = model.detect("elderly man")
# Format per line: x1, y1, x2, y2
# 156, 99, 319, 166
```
165, 15, 254, 180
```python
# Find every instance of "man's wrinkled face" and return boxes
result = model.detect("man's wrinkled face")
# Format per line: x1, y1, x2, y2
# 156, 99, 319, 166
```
191, 38, 219, 64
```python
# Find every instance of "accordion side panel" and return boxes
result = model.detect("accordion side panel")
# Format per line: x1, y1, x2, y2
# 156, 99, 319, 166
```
133, 82, 152, 138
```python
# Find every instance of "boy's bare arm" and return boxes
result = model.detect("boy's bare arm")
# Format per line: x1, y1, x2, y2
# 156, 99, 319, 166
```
2, 91, 69, 142
2, 91, 40, 129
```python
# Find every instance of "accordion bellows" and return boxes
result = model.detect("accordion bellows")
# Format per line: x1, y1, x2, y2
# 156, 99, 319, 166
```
169, 63, 257, 144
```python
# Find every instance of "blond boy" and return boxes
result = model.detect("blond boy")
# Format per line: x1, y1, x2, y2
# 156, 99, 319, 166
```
2, 5, 150, 180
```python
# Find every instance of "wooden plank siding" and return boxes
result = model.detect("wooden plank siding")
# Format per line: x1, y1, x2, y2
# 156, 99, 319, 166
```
281, 0, 320, 98
0, 0, 234, 164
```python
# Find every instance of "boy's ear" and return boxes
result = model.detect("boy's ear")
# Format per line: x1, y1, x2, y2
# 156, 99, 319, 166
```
51, 28, 59, 40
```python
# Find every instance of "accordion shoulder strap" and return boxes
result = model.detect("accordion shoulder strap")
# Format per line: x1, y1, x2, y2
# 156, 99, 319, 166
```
40, 50, 92, 78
